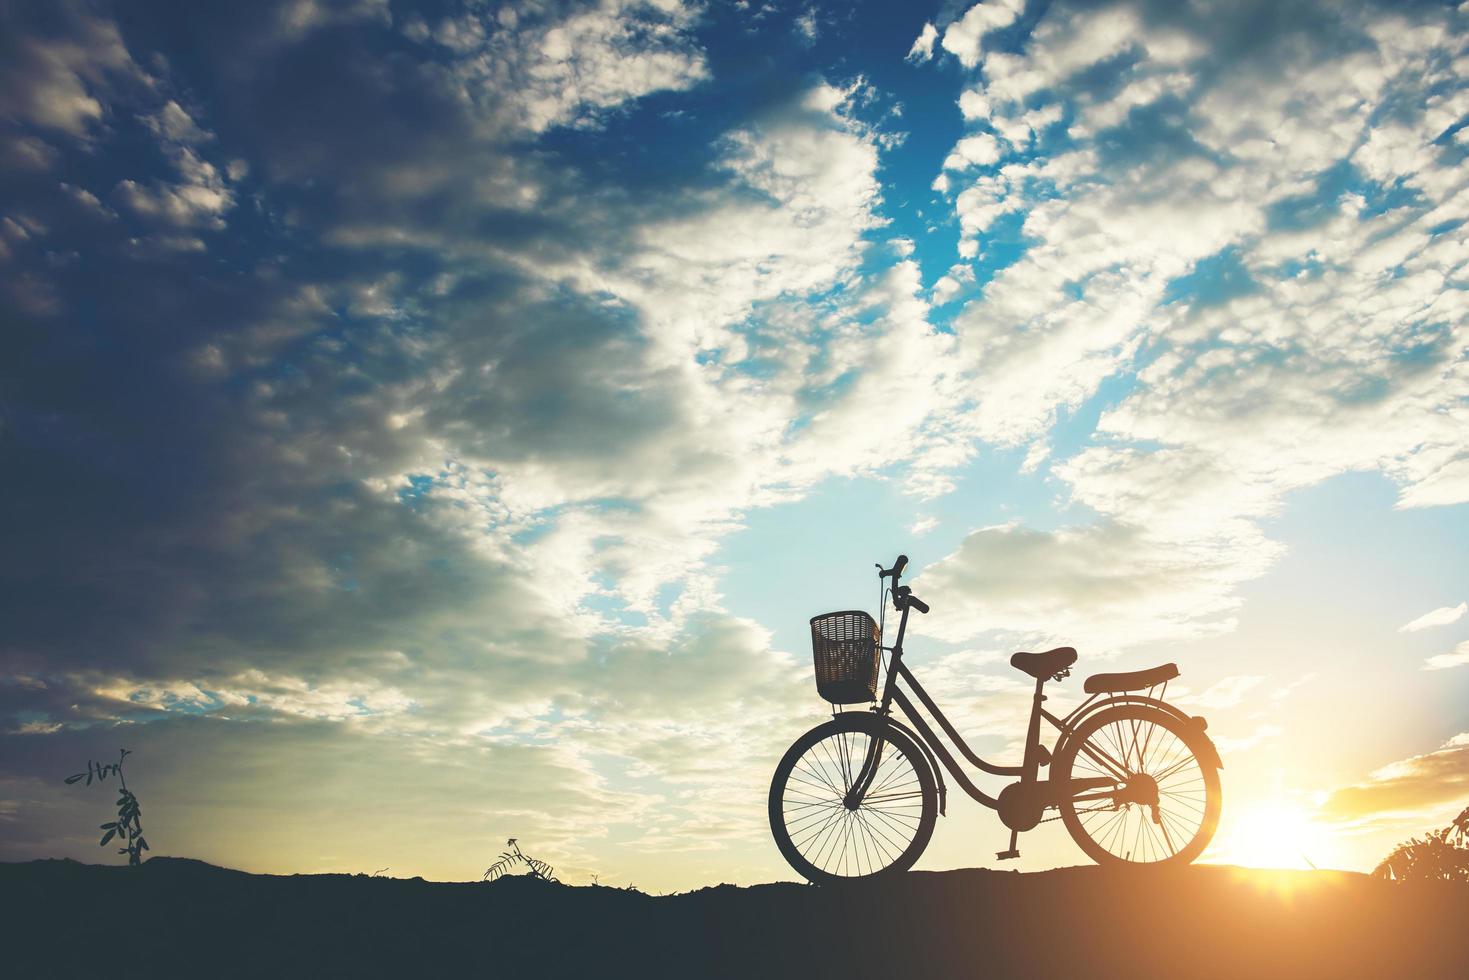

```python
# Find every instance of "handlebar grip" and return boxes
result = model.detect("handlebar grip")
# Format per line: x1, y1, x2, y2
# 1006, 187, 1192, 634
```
893, 554, 908, 577
907, 595, 929, 614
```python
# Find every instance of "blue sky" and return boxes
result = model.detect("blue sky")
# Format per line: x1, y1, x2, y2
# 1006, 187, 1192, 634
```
2, 0, 1468, 887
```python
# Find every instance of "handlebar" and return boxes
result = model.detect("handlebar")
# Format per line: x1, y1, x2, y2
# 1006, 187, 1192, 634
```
892, 580, 930, 615
878, 554, 908, 580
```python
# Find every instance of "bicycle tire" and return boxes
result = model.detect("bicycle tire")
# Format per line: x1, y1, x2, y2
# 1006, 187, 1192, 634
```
1054, 704, 1221, 867
768, 714, 937, 885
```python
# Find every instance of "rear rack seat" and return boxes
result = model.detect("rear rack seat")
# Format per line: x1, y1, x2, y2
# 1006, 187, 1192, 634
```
1083, 662, 1179, 694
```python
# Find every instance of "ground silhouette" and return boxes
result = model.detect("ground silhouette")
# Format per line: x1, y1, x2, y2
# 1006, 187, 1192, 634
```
6, 858, 1469, 978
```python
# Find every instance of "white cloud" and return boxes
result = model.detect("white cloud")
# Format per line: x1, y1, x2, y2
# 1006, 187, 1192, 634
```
941, 0, 1026, 69
1071, 72, 1190, 137
907, 21, 939, 63
978, 4, 1140, 104
943, 132, 1003, 169
1400, 602, 1468, 632
1424, 641, 1469, 671
958, 89, 991, 120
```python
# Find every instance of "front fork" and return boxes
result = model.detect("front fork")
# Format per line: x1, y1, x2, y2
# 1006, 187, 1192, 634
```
842, 734, 885, 809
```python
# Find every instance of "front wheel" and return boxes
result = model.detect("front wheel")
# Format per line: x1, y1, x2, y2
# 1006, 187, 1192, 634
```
1055, 705, 1222, 866
769, 715, 938, 885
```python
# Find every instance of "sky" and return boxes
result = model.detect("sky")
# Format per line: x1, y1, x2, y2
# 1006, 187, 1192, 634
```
1, 0, 1468, 891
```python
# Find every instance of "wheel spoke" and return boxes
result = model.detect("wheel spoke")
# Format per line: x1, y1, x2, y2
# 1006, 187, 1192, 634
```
1150, 753, 1198, 785
861, 789, 925, 803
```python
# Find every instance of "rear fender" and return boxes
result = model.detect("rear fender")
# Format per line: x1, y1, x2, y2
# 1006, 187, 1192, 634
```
1061, 696, 1224, 770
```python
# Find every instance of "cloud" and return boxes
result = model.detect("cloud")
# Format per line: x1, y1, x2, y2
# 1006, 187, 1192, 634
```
907, 21, 939, 63
144, 101, 213, 145
1190, 675, 1266, 711
1424, 641, 1469, 671
0, 3, 920, 694
913, 520, 1268, 652
1319, 733, 1469, 827
958, 89, 991, 121
409, 0, 709, 135
0, 2, 147, 138
1211, 723, 1282, 755
908, 0, 1469, 653
113, 146, 235, 231
1400, 602, 1468, 633
943, 133, 1003, 170
793, 8, 819, 44
940, 0, 1026, 69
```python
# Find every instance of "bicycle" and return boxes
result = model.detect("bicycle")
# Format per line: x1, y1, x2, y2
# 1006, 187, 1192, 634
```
769, 554, 1224, 884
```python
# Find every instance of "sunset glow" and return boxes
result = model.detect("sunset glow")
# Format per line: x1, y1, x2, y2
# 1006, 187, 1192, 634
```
1210, 801, 1332, 872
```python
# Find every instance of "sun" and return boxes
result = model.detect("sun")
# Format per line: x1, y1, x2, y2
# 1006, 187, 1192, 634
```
1211, 800, 1326, 870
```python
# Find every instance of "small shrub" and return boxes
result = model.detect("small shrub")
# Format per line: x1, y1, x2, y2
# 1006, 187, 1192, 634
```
64, 749, 150, 866
1373, 805, 1469, 882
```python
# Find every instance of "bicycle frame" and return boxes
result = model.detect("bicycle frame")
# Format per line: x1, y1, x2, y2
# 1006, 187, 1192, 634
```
847, 594, 1138, 816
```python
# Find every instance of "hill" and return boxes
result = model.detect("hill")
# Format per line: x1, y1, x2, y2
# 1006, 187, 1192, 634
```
5, 858, 1468, 978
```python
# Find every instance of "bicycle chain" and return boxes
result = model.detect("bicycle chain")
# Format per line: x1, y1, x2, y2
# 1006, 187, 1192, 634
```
1037, 802, 1134, 825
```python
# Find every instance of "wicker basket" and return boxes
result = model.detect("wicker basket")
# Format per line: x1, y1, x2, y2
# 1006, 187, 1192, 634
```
809, 610, 881, 704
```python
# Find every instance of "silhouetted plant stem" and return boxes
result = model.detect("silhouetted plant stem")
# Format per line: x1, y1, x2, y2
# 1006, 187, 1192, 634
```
64, 749, 149, 866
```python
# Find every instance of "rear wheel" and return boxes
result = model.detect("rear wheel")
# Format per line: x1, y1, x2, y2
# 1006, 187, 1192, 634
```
769, 715, 937, 885
1055, 705, 1221, 866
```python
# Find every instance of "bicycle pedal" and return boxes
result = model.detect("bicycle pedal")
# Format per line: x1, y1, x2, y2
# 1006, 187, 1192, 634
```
995, 849, 1020, 861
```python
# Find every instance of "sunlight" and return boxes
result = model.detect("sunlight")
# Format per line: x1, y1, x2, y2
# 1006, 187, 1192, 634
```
1211, 800, 1328, 870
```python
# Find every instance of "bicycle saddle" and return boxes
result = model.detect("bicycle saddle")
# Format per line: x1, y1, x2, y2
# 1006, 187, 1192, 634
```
1009, 647, 1077, 680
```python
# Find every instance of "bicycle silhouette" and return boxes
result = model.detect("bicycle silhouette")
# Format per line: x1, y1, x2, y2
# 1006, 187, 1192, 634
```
769, 554, 1223, 884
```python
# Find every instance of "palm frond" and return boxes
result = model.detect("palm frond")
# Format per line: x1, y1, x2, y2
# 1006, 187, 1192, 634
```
483, 838, 560, 883
483, 853, 517, 882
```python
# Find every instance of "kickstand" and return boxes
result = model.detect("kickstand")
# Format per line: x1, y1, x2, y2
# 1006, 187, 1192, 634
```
996, 829, 1020, 861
